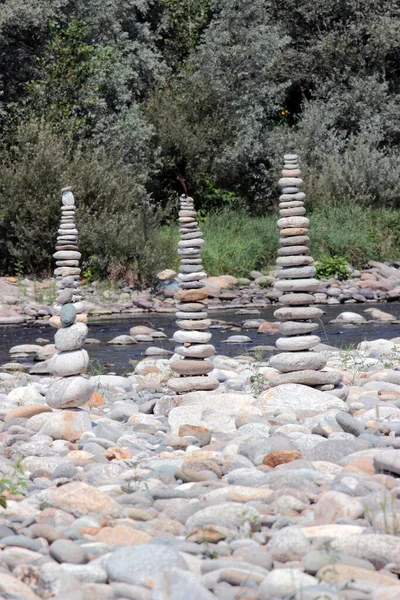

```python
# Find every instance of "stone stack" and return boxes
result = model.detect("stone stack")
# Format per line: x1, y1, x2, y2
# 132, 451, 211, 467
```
167, 195, 219, 394
45, 302, 93, 438
270, 154, 342, 388
51, 187, 86, 327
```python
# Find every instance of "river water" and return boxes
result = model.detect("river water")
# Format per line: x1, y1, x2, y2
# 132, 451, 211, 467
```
0, 303, 399, 374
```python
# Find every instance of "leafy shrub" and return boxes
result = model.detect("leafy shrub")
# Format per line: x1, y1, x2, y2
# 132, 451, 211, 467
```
315, 255, 350, 280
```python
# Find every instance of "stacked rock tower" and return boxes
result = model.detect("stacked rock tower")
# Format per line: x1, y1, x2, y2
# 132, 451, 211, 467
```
270, 154, 341, 388
167, 194, 219, 394
52, 187, 86, 322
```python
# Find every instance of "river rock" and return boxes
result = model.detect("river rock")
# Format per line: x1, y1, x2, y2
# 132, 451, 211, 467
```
55, 323, 88, 351
260, 384, 348, 413
50, 349, 89, 377
46, 376, 95, 409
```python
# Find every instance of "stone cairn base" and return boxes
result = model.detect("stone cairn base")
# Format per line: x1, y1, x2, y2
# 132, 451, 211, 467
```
45, 303, 93, 440
269, 154, 342, 389
167, 194, 219, 394
50, 187, 87, 328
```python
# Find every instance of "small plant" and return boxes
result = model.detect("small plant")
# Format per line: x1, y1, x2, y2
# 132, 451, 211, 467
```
0, 457, 28, 508
248, 347, 268, 395
239, 509, 260, 538
87, 359, 108, 377
315, 255, 350, 280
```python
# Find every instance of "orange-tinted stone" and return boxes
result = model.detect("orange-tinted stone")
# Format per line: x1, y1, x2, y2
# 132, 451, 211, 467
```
263, 450, 302, 468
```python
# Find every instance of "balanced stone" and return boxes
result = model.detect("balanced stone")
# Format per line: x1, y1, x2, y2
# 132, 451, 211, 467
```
279, 321, 319, 336
280, 293, 316, 305
269, 370, 342, 387
275, 279, 319, 292
276, 256, 313, 267
173, 330, 212, 344
178, 272, 207, 282
270, 352, 327, 373
179, 281, 206, 289
278, 217, 309, 229
278, 245, 311, 256
280, 227, 309, 237
46, 376, 95, 409
176, 302, 206, 312
280, 236, 310, 246
274, 306, 324, 321
171, 360, 214, 376
55, 323, 88, 352
175, 344, 216, 358
277, 266, 316, 279
179, 264, 205, 273
280, 207, 306, 217
275, 335, 321, 351
176, 319, 211, 330
167, 376, 219, 393
50, 349, 89, 377
175, 312, 208, 319
60, 304, 77, 328
54, 251, 81, 261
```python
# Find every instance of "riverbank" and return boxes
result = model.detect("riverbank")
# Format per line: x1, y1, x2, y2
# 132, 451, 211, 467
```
1, 259, 400, 326
0, 332, 400, 599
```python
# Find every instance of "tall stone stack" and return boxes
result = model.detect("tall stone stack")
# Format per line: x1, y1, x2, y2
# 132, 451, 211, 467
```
269, 154, 342, 388
167, 194, 219, 394
52, 187, 86, 324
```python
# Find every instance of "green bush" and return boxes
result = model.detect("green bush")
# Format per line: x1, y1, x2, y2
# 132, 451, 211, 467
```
315, 255, 350, 280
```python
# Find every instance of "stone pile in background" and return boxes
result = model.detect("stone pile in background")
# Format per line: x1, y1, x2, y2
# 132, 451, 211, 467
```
270, 155, 342, 390
167, 195, 219, 394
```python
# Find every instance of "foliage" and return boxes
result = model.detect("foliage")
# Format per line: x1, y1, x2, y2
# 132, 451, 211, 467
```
2, 0, 400, 281
315, 255, 350, 281
0, 457, 28, 508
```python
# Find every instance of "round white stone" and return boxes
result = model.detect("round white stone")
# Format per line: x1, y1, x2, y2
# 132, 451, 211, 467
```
270, 351, 327, 372
50, 349, 89, 377
278, 266, 316, 279
275, 335, 321, 351
175, 344, 215, 358
175, 312, 208, 319
275, 279, 319, 292
278, 217, 309, 229
55, 323, 88, 352
274, 306, 324, 321
173, 330, 212, 344
62, 190, 75, 206
276, 256, 313, 267
46, 375, 95, 409
279, 321, 319, 336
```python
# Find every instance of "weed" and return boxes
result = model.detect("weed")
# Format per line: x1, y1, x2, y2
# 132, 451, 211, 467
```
0, 457, 28, 508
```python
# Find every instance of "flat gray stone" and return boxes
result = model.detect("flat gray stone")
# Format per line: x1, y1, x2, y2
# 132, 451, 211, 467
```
304, 438, 371, 464
107, 544, 188, 586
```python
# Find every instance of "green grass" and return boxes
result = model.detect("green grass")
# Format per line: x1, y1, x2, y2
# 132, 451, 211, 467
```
155, 205, 400, 279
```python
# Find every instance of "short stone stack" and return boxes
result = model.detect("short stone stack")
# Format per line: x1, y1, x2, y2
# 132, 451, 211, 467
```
45, 302, 93, 439
51, 187, 86, 327
270, 154, 342, 389
167, 194, 219, 394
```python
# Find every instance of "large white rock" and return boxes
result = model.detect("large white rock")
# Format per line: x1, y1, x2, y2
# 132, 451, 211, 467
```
49, 349, 89, 377
358, 339, 400, 359
168, 392, 260, 433
275, 278, 319, 292
55, 323, 88, 352
260, 384, 348, 414
37, 409, 92, 441
173, 330, 212, 344
276, 335, 320, 351
333, 312, 366, 324
175, 344, 215, 358
46, 376, 95, 409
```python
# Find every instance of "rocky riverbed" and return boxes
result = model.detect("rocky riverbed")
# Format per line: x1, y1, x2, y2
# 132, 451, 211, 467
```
0, 336, 400, 599
2, 259, 400, 325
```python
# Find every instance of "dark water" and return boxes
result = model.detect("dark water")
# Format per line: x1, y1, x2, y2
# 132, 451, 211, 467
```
0, 303, 400, 374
